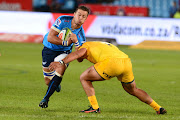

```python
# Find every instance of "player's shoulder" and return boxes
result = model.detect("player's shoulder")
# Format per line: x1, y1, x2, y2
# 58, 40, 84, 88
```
82, 42, 92, 47
79, 42, 88, 50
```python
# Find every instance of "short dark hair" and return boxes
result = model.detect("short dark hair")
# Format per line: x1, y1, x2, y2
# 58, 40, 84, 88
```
75, 5, 90, 15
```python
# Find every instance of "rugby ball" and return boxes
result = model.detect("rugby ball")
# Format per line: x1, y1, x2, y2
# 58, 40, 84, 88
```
58, 27, 72, 41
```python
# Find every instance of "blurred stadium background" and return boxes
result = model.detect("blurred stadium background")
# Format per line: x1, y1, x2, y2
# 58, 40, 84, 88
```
0, 0, 180, 48
0, 0, 180, 120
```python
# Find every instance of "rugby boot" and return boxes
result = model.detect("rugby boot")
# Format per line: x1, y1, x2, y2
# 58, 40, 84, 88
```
39, 99, 49, 108
80, 106, 100, 113
156, 108, 167, 115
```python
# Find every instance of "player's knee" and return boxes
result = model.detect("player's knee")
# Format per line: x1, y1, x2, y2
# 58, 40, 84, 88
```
43, 70, 55, 85
80, 74, 84, 82
80, 68, 91, 82
55, 67, 66, 76
80, 74, 86, 82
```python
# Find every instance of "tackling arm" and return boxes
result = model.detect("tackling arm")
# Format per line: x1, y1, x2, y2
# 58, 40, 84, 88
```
48, 48, 87, 72
62, 48, 87, 64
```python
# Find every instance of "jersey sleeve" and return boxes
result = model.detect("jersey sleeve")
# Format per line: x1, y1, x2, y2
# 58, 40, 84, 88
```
78, 42, 88, 51
51, 16, 64, 33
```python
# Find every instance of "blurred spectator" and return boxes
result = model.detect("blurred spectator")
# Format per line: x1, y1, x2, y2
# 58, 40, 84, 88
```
174, 8, 180, 18
60, 0, 76, 13
50, 0, 87, 13
33, 0, 50, 12
116, 8, 126, 16
169, 1, 178, 18
98, 0, 114, 4
76, 0, 86, 6
85, 0, 96, 3
113, 0, 120, 5
50, 0, 65, 12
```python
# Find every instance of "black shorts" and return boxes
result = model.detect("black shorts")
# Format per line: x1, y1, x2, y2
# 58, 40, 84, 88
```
42, 46, 70, 67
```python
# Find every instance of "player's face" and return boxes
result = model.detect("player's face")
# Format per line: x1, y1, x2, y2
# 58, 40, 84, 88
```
74, 9, 88, 26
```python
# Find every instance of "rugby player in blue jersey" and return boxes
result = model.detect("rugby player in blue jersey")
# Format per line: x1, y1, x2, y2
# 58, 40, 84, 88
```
39, 6, 90, 108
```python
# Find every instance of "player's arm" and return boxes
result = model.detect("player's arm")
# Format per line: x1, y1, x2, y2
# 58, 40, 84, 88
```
75, 46, 84, 62
62, 48, 87, 64
49, 48, 87, 71
47, 28, 72, 46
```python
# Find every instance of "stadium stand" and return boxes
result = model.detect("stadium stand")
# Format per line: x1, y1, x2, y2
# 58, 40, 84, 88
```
114, 0, 179, 17
0, 0, 179, 18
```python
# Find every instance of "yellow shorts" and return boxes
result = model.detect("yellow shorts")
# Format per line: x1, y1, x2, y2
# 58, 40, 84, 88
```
94, 58, 134, 83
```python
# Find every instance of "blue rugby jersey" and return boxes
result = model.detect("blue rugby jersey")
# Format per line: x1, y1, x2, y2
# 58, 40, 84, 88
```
43, 15, 86, 52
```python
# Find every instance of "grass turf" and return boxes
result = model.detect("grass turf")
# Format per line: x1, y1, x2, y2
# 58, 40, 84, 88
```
0, 42, 180, 120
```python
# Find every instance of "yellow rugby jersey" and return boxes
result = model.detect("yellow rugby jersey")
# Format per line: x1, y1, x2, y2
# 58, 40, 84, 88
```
79, 41, 128, 64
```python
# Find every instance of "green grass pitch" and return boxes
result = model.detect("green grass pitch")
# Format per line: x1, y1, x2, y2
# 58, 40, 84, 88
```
0, 42, 180, 120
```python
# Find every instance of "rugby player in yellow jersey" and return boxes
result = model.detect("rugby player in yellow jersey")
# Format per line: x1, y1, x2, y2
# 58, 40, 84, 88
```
49, 41, 167, 114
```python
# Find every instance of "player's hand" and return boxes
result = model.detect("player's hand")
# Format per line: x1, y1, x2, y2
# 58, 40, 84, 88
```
49, 62, 61, 71
70, 33, 78, 43
67, 38, 73, 46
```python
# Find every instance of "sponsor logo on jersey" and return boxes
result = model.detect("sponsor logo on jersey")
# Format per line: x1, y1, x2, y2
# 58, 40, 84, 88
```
42, 62, 47, 65
55, 19, 61, 27
103, 72, 111, 78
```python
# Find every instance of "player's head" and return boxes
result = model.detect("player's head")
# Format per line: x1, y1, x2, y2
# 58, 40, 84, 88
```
75, 5, 90, 15
172, 1, 177, 6
73, 6, 90, 26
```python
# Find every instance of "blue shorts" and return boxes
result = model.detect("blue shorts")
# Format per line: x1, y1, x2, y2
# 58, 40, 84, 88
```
42, 46, 71, 67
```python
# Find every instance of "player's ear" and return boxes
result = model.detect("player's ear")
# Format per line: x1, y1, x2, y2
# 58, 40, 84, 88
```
74, 12, 76, 16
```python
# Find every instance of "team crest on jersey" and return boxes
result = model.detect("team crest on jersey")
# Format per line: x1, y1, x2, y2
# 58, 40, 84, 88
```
55, 19, 61, 27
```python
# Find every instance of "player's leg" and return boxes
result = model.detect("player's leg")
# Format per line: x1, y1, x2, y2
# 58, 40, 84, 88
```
79, 59, 116, 113
53, 53, 69, 92
44, 66, 66, 100
39, 65, 66, 108
43, 67, 61, 92
79, 66, 104, 113
80, 66, 104, 96
117, 58, 166, 114
39, 48, 67, 108
122, 80, 154, 104
42, 47, 62, 92
43, 67, 54, 85
42, 47, 56, 85
121, 81, 166, 114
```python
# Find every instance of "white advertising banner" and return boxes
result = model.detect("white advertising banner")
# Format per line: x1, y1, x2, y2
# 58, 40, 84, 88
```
0, 11, 180, 45
0, 11, 51, 35
86, 16, 180, 45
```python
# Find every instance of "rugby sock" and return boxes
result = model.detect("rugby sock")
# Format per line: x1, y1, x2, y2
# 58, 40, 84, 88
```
149, 100, 161, 111
88, 95, 99, 110
44, 72, 62, 100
